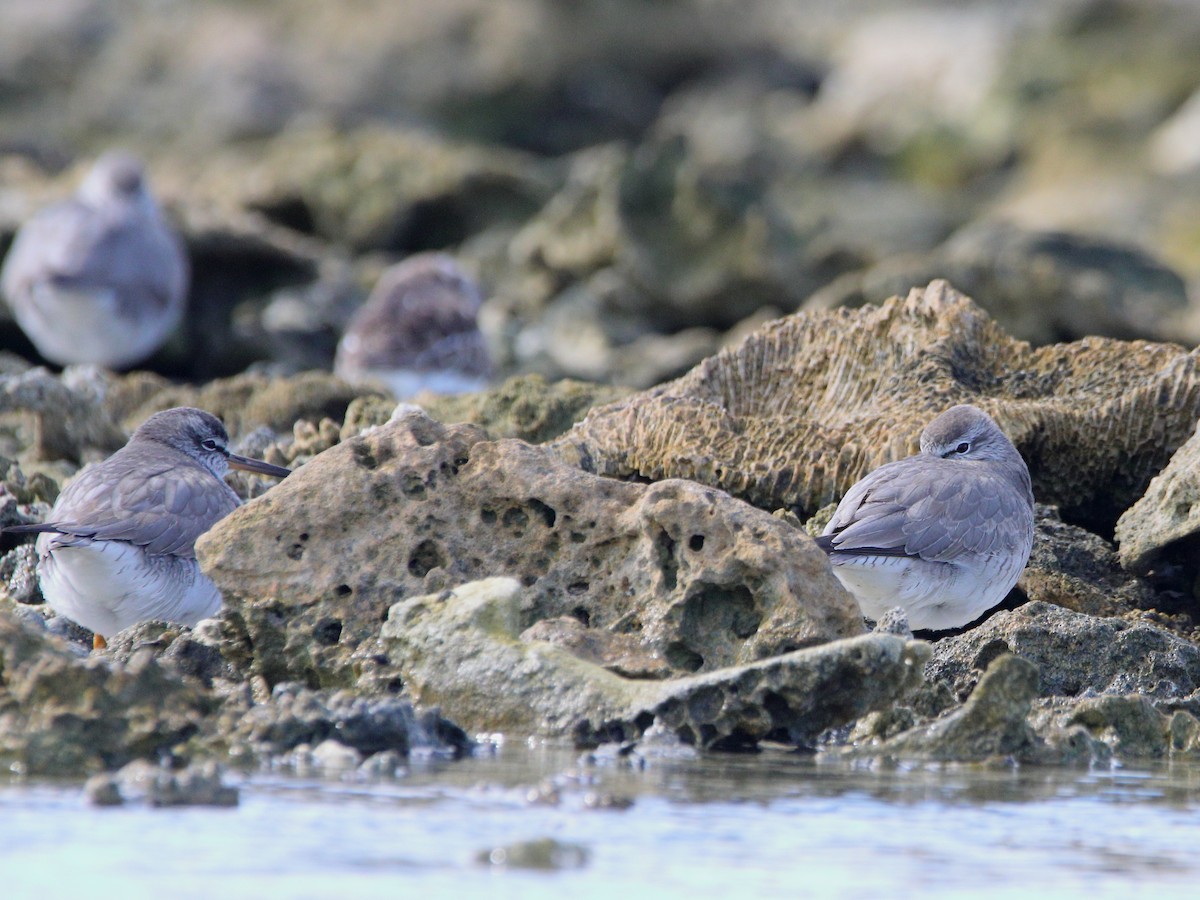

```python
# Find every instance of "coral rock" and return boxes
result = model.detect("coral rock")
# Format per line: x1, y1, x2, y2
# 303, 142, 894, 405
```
555, 280, 1200, 531
196, 409, 865, 687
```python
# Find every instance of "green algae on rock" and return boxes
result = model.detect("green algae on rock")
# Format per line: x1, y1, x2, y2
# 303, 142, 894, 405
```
0, 612, 212, 776
381, 577, 929, 749
554, 280, 1200, 531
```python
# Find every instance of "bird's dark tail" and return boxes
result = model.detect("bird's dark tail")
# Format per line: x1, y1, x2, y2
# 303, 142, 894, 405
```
1, 523, 59, 536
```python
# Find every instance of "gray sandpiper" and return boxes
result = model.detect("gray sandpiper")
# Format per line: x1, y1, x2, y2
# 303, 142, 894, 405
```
0, 150, 189, 369
4, 407, 289, 649
815, 404, 1034, 631
334, 252, 493, 397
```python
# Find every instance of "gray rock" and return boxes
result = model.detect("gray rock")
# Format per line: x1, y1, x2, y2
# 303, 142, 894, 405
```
812, 222, 1190, 346
0, 611, 212, 776
847, 654, 1046, 762
1030, 695, 1200, 760
381, 577, 929, 750
846, 653, 1123, 764
87, 759, 239, 808
1021, 504, 1160, 620
216, 681, 470, 761
927, 602, 1200, 701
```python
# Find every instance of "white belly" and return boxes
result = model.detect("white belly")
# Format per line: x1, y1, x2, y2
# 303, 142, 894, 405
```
828, 552, 1022, 631
37, 537, 221, 638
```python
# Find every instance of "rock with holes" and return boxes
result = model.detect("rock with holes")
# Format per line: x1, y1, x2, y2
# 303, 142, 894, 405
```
926, 602, 1200, 702
380, 577, 929, 749
843, 653, 1122, 765
196, 407, 866, 688
553, 280, 1200, 532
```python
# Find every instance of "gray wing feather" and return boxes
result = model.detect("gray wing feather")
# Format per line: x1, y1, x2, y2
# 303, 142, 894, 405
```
42, 452, 238, 558
822, 458, 1029, 563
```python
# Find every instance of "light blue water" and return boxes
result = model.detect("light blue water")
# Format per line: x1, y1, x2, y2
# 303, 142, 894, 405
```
3, 743, 1199, 900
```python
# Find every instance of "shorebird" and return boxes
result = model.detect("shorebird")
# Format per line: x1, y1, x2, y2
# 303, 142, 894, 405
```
815, 404, 1034, 631
0, 150, 189, 369
4, 407, 289, 648
334, 252, 493, 397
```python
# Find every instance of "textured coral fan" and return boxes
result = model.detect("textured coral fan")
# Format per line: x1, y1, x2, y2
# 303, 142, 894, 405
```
555, 280, 1200, 531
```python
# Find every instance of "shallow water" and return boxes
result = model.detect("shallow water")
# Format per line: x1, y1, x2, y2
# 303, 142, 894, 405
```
4, 743, 1200, 899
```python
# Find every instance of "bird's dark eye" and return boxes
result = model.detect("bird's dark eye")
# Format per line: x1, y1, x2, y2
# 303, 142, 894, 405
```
201, 438, 220, 452
955, 442, 970, 454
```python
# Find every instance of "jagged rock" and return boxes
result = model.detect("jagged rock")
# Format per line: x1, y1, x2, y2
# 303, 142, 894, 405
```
1115, 418, 1200, 576
847, 653, 1112, 764
1030, 696, 1200, 760
102, 620, 235, 688
555, 281, 1200, 531
381, 577, 929, 749
847, 654, 1044, 761
927, 602, 1200, 701
0, 611, 212, 776
1021, 505, 1161, 620
197, 409, 865, 687
213, 681, 469, 762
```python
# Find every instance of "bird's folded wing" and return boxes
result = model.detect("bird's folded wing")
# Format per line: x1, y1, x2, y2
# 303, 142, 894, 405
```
39, 460, 238, 558
822, 463, 1021, 563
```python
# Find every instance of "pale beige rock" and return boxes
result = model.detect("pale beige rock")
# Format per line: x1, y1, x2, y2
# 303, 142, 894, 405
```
197, 408, 865, 687
1115, 419, 1200, 573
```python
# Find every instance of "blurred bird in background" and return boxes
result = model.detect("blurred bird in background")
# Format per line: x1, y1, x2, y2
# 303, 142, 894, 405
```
0, 150, 189, 369
334, 252, 493, 397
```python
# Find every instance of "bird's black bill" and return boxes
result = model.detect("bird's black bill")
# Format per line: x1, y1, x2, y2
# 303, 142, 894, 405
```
227, 453, 291, 479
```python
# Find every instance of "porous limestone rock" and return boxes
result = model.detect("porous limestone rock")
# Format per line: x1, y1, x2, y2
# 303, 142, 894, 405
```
1031, 695, 1200, 760
1115, 418, 1200, 574
381, 577, 929, 749
555, 280, 1200, 531
197, 408, 866, 688
927, 602, 1200, 702
846, 654, 1047, 762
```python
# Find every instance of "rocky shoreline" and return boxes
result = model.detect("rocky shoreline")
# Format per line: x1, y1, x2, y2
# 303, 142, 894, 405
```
6, 0, 1200, 804
1, 282, 1200, 798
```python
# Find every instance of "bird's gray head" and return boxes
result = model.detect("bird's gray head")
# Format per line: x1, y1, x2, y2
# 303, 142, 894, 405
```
919, 404, 1023, 464
130, 407, 291, 481
132, 408, 234, 476
79, 151, 152, 208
